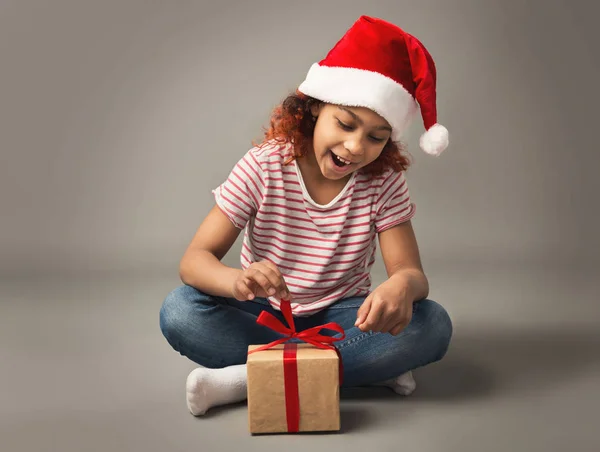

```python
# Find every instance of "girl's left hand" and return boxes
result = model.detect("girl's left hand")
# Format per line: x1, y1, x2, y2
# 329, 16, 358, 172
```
354, 278, 413, 336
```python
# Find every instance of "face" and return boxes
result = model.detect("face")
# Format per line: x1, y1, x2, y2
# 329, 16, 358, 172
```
309, 103, 392, 180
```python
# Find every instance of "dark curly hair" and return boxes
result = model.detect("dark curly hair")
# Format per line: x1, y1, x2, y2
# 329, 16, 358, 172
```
252, 90, 412, 176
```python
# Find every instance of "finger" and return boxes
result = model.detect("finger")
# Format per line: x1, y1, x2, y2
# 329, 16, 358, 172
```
248, 269, 276, 296
236, 279, 256, 301
258, 261, 290, 298
359, 300, 384, 332
355, 295, 372, 326
389, 310, 412, 335
260, 260, 290, 297
381, 314, 402, 334
373, 308, 396, 333
380, 306, 403, 333
389, 321, 408, 336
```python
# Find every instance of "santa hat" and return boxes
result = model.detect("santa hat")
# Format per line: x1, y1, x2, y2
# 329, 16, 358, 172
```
298, 16, 448, 156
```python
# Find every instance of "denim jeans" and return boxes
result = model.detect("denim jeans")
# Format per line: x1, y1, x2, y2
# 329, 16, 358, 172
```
159, 284, 453, 388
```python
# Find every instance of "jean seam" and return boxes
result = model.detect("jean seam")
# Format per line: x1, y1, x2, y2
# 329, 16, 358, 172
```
327, 305, 362, 310
336, 330, 373, 349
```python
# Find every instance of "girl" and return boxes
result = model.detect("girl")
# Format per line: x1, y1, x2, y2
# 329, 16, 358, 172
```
160, 16, 452, 416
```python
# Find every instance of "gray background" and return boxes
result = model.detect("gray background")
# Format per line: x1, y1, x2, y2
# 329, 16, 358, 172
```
1, 1, 599, 451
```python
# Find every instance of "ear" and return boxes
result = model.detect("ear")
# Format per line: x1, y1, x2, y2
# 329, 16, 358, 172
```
309, 102, 322, 118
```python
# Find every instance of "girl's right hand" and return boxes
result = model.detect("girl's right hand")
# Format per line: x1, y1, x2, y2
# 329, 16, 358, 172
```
232, 260, 291, 301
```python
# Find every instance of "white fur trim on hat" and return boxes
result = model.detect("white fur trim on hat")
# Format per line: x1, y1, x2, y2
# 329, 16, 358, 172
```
298, 63, 418, 142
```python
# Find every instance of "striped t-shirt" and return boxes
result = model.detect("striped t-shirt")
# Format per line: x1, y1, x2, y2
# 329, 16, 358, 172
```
212, 140, 416, 316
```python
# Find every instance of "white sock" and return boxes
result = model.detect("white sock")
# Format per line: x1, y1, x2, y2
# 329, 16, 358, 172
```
185, 364, 248, 416
185, 365, 415, 415
373, 371, 416, 395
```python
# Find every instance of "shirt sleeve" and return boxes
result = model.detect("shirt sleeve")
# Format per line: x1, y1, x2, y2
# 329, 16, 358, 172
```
374, 170, 416, 233
211, 149, 265, 229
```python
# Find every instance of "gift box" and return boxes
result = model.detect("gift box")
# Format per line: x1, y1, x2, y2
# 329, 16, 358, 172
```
246, 299, 345, 434
247, 343, 340, 434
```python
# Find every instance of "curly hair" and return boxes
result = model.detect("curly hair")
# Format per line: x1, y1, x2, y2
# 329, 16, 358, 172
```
252, 90, 412, 176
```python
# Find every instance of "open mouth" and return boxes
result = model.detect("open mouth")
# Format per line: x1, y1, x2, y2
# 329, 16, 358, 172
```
330, 150, 352, 168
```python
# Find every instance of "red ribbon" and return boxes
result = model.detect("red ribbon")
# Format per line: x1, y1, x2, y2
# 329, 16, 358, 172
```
248, 299, 345, 432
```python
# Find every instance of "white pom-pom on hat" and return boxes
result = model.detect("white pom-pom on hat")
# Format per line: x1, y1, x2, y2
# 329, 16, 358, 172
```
420, 123, 449, 156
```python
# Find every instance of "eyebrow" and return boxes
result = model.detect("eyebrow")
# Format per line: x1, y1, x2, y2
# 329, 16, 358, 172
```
338, 107, 392, 132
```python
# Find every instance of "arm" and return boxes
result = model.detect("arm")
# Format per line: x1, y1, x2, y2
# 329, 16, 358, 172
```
355, 219, 429, 334
179, 204, 244, 298
378, 219, 429, 302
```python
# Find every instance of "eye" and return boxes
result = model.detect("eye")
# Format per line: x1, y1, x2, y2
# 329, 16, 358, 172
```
337, 120, 353, 131
337, 119, 387, 143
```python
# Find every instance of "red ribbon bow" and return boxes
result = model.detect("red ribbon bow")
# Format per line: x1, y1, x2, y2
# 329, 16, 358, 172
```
248, 299, 345, 432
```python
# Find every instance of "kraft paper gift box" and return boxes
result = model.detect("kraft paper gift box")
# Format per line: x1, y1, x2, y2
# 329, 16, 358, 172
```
247, 342, 340, 434
246, 299, 345, 434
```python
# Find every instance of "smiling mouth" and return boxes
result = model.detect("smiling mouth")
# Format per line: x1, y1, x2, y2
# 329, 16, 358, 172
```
330, 150, 353, 167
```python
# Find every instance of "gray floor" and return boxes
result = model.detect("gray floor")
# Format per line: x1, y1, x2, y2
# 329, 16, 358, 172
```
2, 260, 599, 452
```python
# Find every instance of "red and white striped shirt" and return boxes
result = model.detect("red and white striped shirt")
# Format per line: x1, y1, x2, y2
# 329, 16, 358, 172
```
212, 141, 416, 316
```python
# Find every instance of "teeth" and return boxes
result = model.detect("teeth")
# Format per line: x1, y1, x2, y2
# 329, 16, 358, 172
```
332, 152, 351, 165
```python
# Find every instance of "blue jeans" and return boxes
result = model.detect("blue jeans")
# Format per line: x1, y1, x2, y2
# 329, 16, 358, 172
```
159, 285, 453, 388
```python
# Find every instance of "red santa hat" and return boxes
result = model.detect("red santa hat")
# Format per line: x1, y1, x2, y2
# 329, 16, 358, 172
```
298, 16, 449, 156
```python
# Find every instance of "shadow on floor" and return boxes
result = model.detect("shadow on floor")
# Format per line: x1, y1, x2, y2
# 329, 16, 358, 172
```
341, 325, 600, 402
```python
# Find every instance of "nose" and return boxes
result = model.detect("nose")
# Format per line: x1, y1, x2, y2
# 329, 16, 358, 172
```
344, 136, 364, 157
